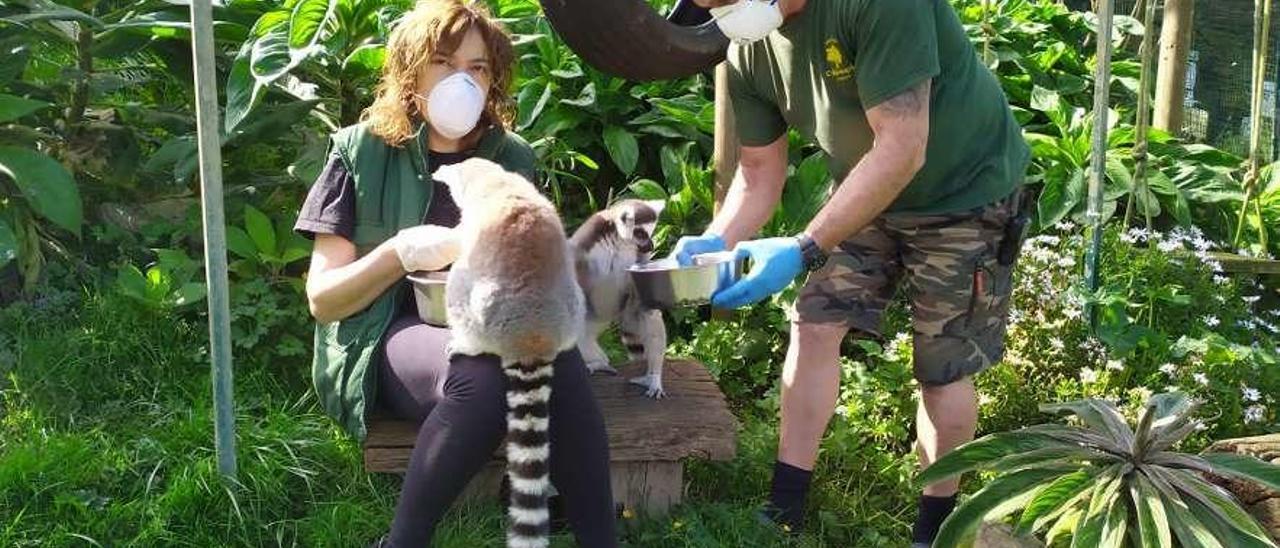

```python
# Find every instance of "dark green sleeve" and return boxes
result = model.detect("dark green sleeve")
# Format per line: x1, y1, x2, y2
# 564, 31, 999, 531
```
727, 55, 787, 147
849, 0, 940, 109
497, 131, 538, 182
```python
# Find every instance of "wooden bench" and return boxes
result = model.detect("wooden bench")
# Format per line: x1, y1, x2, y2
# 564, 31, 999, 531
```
363, 358, 737, 516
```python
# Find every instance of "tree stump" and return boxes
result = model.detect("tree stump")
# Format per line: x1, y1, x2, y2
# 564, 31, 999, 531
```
1205, 433, 1280, 541
363, 358, 737, 517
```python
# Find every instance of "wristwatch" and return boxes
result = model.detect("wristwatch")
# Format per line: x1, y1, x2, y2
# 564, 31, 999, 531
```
795, 233, 828, 272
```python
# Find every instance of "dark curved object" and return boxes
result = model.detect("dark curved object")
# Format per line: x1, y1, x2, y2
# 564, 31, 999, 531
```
539, 0, 727, 82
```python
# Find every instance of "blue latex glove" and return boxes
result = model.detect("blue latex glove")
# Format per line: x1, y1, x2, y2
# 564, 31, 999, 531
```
711, 237, 804, 309
670, 233, 726, 266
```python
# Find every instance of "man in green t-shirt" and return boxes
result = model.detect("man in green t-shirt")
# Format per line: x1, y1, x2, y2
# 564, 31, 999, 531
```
669, 0, 1031, 544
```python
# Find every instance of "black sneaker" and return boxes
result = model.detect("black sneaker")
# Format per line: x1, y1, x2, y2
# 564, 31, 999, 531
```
367, 533, 390, 548
756, 504, 803, 536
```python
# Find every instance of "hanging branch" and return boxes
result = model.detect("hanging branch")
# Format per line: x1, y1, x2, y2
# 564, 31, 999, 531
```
1235, 0, 1273, 251
1125, 0, 1159, 229
1085, 0, 1115, 329
982, 0, 993, 65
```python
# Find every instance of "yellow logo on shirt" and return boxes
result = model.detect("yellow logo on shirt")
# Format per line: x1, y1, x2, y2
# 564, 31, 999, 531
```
824, 39, 854, 82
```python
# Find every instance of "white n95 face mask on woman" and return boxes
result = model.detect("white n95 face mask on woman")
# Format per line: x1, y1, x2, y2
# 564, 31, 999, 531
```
710, 0, 783, 45
424, 72, 486, 140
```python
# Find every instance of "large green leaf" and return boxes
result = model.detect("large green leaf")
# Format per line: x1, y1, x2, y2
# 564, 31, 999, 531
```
1165, 493, 1227, 548
288, 0, 334, 50
1037, 169, 1085, 228
993, 446, 1120, 476
0, 146, 82, 236
225, 42, 261, 133
1071, 470, 1125, 548
3, 5, 103, 28
243, 205, 276, 255
1018, 424, 1128, 455
918, 431, 1074, 486
342, 43, 384, 76
0, 219, 16, 268
1039, 399, 1136, 450
934, 466, 1072, 547
603, 126, 639, 176
225, 226, 258, 261
1131, 474, 1173, 548
628, 179, 667, 201
1201, 452, 1280, 492
1097, 493, 1128, 548
0, 94, 49, 123
1017, 468, 1099, 535
1166, 468, 1275, 546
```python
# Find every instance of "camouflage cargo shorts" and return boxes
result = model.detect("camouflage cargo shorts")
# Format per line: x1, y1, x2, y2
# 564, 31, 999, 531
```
789, 188, 1027, 386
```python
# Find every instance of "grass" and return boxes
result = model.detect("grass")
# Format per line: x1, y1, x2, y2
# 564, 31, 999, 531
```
0, 283, 921, 547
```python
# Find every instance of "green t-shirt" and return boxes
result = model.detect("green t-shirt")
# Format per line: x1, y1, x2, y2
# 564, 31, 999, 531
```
727, 0, 1030, 214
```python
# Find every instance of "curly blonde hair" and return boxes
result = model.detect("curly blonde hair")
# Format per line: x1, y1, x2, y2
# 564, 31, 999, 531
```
364, 0, 516, 147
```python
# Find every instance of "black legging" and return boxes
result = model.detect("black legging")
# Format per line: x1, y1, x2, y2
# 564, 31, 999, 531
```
379, 315, 617, 547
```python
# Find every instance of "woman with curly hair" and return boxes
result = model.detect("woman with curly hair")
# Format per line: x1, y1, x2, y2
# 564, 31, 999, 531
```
292, 1, 616, 545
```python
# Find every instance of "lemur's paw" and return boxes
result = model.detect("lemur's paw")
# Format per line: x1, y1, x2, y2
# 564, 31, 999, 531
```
629, 374, 666, 399
585, 360, 618, 376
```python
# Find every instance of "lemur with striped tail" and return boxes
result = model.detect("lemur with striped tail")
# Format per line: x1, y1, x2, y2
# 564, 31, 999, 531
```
435, 158, 584, 548
570, 199, 669, 398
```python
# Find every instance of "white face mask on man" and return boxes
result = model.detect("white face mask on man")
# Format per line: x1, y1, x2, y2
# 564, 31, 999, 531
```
419, 71, 487, 140
710, 0, 784, 45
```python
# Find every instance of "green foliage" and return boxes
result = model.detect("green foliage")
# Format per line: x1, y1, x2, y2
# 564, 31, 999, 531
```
114, 248, 206, 310
922, 392, 1280, 547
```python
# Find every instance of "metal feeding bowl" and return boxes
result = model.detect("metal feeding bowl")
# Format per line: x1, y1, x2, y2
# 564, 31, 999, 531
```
406, 271, 449, 327
628, 251, 742, 310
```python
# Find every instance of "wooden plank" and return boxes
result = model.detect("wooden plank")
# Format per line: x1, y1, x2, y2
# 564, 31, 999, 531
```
364, 359, 737, 470
612, 461, 682, 517
1205, 252, 1280, 275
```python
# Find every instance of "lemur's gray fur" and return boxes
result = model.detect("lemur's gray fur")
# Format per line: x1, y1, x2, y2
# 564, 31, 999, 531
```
570, 199, 668, 398
435, 158, 583, 548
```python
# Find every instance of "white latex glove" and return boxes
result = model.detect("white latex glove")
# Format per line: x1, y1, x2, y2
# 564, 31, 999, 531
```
391, 225, 460, 272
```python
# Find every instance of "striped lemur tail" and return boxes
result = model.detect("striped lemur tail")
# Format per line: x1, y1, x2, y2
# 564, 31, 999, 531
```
502, 357, 554, 548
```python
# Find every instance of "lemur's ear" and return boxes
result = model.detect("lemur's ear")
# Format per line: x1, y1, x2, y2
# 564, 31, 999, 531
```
643, 199, 667, 218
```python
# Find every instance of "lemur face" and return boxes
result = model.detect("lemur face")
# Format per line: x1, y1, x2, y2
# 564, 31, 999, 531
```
615, 199, 665, 254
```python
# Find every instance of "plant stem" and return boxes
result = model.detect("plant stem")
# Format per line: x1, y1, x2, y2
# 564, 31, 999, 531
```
66, 24, 94, 137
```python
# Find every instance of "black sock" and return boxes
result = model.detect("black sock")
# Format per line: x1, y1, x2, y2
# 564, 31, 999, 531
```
766, 461, 813, 530
912, 494, 958, 544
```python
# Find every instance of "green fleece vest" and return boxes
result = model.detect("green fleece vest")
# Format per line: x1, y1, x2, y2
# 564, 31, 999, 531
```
312, 121, 536, 441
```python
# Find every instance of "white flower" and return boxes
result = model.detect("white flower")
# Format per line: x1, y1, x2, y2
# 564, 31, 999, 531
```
1050, 338, 1066, 351
1132, 387, 1153, 402
1064, 306, 1083, 320
1080, 367, 1100, 384
1243, 387, 1262, 402
1216, 294, 1228, 304
1159, 363, 1177, 376
1194, 372, 1210, 386
1203, 315, 1221, 327
1106, 359, 1125, 371
1055, 221, 1076, 231
1244, 404, 1266, 424
1270, 309, 1280, 317
1195, 421, 1210, 431
1057, 256, 1077, 268
1213, 275, 1230, 285
1192, 237, 1213, 252
1158, 239, 1182, 253
1244, 295, 1262, 304
1240, 320, 1258, 330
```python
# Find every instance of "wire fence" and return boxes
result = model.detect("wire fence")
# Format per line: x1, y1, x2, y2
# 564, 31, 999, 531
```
1068, 0, 1278, 160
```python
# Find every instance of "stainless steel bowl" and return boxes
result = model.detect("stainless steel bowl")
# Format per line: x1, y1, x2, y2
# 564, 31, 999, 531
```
628, 251, 742, 310
406, 271, 449, 327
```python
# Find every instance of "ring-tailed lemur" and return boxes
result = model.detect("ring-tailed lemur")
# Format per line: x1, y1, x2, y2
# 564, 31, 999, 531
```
434, 158, 584, 548
570, 199, 669, 398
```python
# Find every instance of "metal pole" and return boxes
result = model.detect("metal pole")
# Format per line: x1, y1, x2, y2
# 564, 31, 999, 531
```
189, 0, 237, 479
1084, 0, 1115, 328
